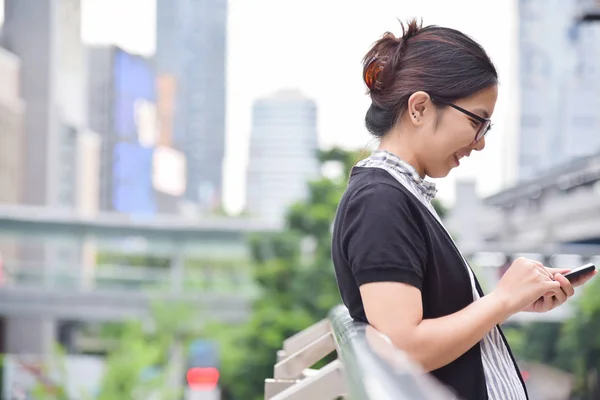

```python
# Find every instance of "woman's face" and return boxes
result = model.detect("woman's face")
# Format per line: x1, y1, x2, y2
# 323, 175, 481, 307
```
420, 85, 498, 178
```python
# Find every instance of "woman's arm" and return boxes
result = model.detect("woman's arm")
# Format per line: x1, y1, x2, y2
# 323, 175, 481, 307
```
360, 281, 508, 372
360, 258, 561, 372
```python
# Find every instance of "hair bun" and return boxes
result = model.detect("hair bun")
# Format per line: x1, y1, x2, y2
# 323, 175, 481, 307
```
362, 19, 423, 94
401, 18, 422, 42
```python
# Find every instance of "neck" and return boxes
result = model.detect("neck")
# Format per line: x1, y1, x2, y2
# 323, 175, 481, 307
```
378, 132, 425, 178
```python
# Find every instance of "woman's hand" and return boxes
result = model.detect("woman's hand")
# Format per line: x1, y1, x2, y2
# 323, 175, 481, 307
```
491, 257, 562, 316
523, 265, 597, 313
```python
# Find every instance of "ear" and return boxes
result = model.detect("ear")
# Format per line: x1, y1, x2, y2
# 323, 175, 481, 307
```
407, 91, 433, 127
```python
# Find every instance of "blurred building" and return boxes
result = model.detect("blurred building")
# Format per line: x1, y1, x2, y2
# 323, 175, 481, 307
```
0, 47, 25, 205
246, 90, 320, 224
88, 45, 186, 215
517, 0, 600, 181
563, 1, 600, 159
156, 0, 227, 213
2, 0, 87, 208
448, 148, 600, 252
1, 1, 98, 355
2, 0, 88, 263
0, 47, 25, 271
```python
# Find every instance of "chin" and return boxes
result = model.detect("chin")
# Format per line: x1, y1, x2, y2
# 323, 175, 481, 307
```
426, 168, 451, 179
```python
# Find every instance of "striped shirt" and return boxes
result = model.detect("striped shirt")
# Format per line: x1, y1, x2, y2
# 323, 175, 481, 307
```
357, 150, 527, 400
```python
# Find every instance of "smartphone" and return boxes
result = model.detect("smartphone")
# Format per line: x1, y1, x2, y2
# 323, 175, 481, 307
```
563, 263, 596, 282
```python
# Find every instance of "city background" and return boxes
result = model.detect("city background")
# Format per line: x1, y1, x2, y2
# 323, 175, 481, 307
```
0, 0, 600, 399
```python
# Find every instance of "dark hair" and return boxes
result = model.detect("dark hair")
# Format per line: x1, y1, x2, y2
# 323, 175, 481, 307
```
363, 19, 498, 137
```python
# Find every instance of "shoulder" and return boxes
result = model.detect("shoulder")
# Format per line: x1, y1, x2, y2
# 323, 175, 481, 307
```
345, 167, 421, 213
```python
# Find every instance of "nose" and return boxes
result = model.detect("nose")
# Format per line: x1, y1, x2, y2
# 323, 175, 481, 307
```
472, 136, 486, 152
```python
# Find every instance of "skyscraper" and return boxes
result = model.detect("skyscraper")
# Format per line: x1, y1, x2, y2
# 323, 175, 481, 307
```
517, 0, 600, 181
0, 47, 25, 275
0, 47, 25, 205
88, 46, 157, 214
156, 0, 227, 213
246, 90, 320, 224
563, 2, 600, 159
1, 0, 88, 355
2, 0, 86, 207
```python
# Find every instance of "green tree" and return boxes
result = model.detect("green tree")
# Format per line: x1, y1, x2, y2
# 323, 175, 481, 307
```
26, 346, 69, 400
502, 322, 562, 366
96, 252, 170, 269
97, 302, 202, 400
556, 277, 600, 399
212, 147, 361, 400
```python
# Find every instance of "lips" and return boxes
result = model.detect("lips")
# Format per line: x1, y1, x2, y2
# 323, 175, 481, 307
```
453, 152, 468, 166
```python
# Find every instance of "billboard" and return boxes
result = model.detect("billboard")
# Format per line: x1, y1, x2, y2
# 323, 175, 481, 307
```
156, 74, 177, 147
112, 142, 156, 214
112, 49, 157, 214
113, 49, 156, 141
153, 146, 187, 196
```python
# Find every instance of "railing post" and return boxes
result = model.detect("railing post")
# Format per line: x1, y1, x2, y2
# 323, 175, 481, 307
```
264, 319, 346, 400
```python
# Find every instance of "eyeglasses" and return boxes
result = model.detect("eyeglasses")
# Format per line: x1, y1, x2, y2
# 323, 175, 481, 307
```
445, 103, 492, 143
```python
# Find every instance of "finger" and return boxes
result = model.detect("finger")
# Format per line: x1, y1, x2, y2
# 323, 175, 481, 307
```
554, 273, 575, 297
536, 266, 553, 280
552, 295, 562, 308
552, 287, 568, 304
532, 260, 544, 268
545, 267, 572, 276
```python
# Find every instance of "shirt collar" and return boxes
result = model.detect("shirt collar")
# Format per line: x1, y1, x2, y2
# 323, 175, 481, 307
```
367, 150, 438, 201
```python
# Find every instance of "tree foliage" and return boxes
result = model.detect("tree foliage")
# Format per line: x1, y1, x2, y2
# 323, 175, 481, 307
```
96, 302, 201, 400
505, 276, 600, 399
211, 148, 361, 400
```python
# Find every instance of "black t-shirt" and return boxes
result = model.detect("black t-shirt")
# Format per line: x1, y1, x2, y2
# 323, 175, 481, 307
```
331, 167, 526, 400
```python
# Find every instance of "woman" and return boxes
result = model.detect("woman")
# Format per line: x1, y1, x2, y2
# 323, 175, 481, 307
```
331, 19, 595, 400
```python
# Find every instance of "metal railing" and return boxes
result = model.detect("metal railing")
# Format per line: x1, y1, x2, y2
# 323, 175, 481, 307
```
265, 305, 459, 400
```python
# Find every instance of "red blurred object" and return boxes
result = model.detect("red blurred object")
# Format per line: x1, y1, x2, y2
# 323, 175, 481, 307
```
521, 370, 530, 382
186, 367, 220, 390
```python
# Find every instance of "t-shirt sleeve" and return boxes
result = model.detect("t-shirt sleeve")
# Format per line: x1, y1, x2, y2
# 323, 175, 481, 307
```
341, 183, 428, 290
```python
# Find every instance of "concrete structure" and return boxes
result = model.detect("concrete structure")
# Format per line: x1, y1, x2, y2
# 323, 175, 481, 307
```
2, 0, 86, 207
447, 150, 600, 252
0, 48, 25, 266
156, 0, 228, 212
517, 0, 600, 181
482, 152, 600, 245
0, 207, 277, 354
0, 47, 25, 207
0, 288, 248, 354
0, 203, 280, 243
1, 0, 94, 355
246, 90, 320, 224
